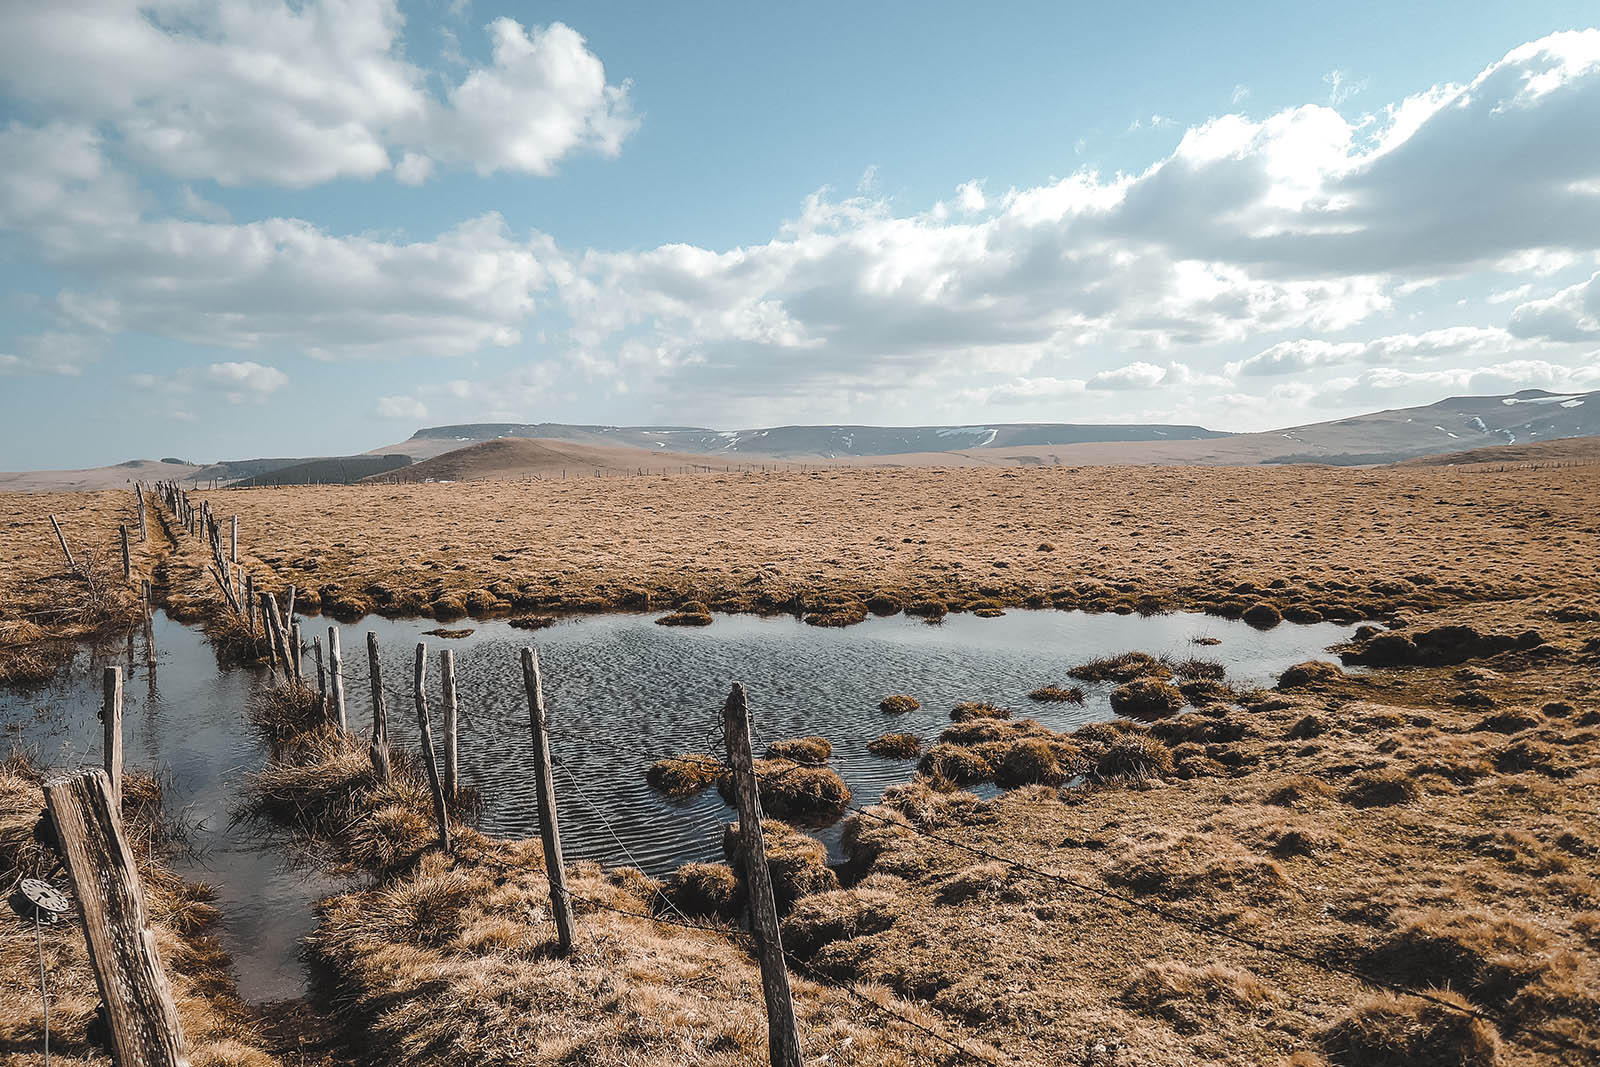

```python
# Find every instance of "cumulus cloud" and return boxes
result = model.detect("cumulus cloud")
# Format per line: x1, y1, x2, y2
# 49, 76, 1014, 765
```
0, 2, 635, 187
1509, 272, 1600, 341
130, 360, 289, 404
1228, 326, 1522, 376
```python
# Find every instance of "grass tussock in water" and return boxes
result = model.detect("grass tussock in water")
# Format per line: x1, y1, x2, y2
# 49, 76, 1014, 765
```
949, 700, 1010, 722
645, 753, 722, 796
716, 758, 851, 820
764, 735, 833, 765
1069, 651, 1171, 683
868, 732, 921, 759
878, 693, 920, 714
1028, 684, 1085, 703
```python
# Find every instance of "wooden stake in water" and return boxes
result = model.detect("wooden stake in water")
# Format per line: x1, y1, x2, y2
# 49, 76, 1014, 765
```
723, 682, 803, 1067
328, 626, 347, 732
412, 644, 452, 853
520, 646, 574, 955
440, 648, 459, 802
366, 633, 391, 783
44, 769, 190, 1067
102, 667, 123, 807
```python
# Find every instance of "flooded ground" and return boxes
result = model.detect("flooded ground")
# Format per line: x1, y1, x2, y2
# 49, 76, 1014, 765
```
1, 606, 1351, 999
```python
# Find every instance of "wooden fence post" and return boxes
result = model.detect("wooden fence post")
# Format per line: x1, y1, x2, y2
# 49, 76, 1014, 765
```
723, 682, 804, 1067
244, 573, 255, 636
520, 647, 575, 955
289, 622, 303, 684
328, 626, 347, 732
103, 667, 123, 806
136, 483, 148, 542
366, 633, 391, 782
261, 593, 289, 678
120, 524, 132, 580
231, 515, 238, 564
412, 644, 452, 853
313, 637, 327, 719
440, 648, 459, 802
44, 769, 190, 1066
49, 513, 77, 572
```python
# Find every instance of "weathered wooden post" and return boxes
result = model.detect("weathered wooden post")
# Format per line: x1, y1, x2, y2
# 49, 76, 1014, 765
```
723, 682, 803, 1067
261, 593, 290, 678
136, 483, 148, 542
103, 667, 123, 806
230, 514, 238, 564
412, 644, 452, 853
289, 621, 304, 684
520, 646, 575, 955
328, 626, 347, 732
49, 513, 77, 572
440, 648, 459, 802
44, 769, 190, 1066
120, 524, 132, 580
141, 578, 151, 620
313, 637, 327, 719
366, 633, 391, 782
284, 585, 295, 632
244, 573, 256, 636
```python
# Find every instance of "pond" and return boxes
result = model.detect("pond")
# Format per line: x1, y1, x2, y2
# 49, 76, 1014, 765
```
1, 606, 1351, 999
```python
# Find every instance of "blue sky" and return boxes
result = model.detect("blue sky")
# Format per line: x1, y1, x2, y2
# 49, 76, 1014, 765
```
3, 1, 1600, 468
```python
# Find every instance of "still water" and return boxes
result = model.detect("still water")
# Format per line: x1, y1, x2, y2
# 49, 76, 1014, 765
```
2, 607, 1351, 1000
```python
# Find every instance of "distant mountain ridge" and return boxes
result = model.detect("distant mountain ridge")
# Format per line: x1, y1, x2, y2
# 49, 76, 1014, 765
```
394, 420, 1229, 461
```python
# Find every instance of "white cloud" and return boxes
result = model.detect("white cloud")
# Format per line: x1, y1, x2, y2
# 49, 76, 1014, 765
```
1228, 326, 1522, 376
0, 3, 635, 188
1088, 361, 1172, 390
130, 359, 289, 404
1508, 271, 1600, 341
377, 395, 429, 420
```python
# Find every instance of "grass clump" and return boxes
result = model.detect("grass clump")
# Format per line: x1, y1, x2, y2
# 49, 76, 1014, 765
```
662, 862, 742, 920
657, 601, 713, 626
1109, 678, 1186, 720
905, 598, 948, 619
950, 701, 1011, 722
765, 736, 833, 765
783, 887, 902, 958
866, 593, 902, 616
722, 819, 839, 913
1069, 651, 1169, 683
1028, 684, 1085, 703
645, 754, 721, 796
717, 760, 851, 820
868, 732, 921, 759
879, 693, 920, 713
918, 742, 994, 784
1342, 768, 1423, 808
1242, 602, 1283, 629
1278, 660, 1344, 688
1090, 734, 1174, 782
1322, 991, 1499, 1067
1364, 910, 1556, 1009
1122, 961, 1272, 1032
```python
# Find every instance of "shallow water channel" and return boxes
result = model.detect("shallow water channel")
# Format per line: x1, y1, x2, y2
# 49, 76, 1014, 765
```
1, 607, 1351, 1001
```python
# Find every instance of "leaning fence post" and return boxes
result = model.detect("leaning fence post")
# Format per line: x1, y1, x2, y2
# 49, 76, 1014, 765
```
440, 648, 459, 802
366, 633, 391, 782
328, 626, 347, 732
520, 646, 575, 955
723, 682, 804, 1067
412, 644, 452, 853
260, 593, 289, 678
49, 513, 77, 572
103, 667, 123, 806
136, 483, 148, 542
44, 769, 190, 1066
120, 524, 132, 580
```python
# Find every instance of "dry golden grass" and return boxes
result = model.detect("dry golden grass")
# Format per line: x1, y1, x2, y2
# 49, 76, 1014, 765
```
15, 460, 1579, 628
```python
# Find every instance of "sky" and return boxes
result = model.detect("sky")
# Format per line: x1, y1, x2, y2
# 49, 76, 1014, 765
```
3, 2, 1600, 469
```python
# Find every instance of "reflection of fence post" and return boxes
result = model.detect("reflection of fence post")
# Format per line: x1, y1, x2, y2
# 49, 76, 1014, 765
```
366, 633, 391, 782
520, 646, 574, 955
440, 648, 459, 802
328, 626, 347, 732
103, 667, 123, 806
44, 769, 189, 1066
723, 682, 803, 1067
412, 644, 452, 853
